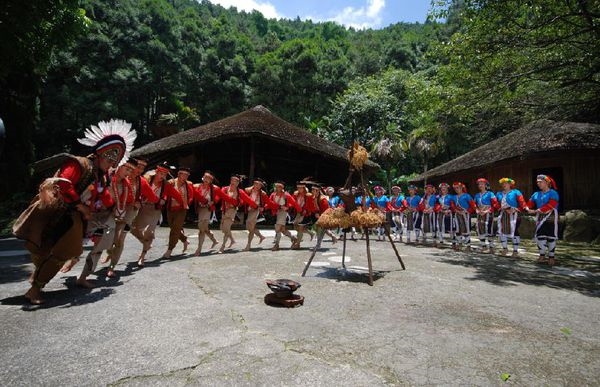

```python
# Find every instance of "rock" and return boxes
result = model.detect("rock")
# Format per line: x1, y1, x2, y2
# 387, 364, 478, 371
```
563, 210, 595, 243
518, 215, 536, 239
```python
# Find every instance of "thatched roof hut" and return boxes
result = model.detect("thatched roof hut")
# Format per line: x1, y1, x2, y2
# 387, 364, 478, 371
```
131, 105, 379, 186
413, 120, 600, 211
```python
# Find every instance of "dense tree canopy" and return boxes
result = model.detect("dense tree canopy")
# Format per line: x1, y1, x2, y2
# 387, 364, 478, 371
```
1, 0, 599, 196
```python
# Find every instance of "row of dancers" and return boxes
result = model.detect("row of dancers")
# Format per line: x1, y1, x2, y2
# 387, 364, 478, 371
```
362, 177, 560, 266
13, 118, 561, 304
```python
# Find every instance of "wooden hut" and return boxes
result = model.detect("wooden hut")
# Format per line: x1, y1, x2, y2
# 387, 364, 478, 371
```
412, 120, 600, 211
130, 105, 379, 186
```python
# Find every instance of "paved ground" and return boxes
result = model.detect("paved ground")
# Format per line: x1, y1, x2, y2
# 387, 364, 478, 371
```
1, 227, 599, 386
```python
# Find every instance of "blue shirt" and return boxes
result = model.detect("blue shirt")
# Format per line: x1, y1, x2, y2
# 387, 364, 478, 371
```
355, 195, 371, 207
328, 196, 341, 208
453, 193, 474, 210
437, 194, 455, 209
421, 194, 437, 209
405, 195, 421, 209
474, 191, 495, 207
496, 189, 524, 209
390, 195, 405, 208
529, 189, 559, 210
373, 195, 390, 209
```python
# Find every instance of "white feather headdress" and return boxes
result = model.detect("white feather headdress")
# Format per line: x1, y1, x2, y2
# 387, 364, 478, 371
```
77, 119, 137, 166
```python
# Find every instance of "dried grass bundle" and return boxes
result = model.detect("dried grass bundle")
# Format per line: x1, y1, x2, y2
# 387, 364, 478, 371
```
350, 207, 385, 228
347, 142, 369, 169
316, 207, 353, 229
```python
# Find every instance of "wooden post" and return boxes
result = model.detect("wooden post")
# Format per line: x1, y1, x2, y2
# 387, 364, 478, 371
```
341, 231, 347, 269
385, 223, 405, 270
301, 230, 325, 277
364, 227, 374, 286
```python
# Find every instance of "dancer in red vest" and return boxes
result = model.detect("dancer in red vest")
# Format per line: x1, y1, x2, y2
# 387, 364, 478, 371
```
77, 160, 136, 286
526, 174, 560, 266
130, 162, 184, 266
243, 178, 277, 251
193, 170, 224, 255
163, 167, 194, 258
291, 181, 317, 249
219, 174, 258, 253
269, 181, 300, 251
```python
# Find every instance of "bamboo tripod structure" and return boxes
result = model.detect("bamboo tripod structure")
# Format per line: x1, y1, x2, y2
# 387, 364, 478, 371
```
301, 143, 406, 286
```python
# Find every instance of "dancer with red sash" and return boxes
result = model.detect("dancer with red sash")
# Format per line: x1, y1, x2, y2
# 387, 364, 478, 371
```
474, 178, 499, 254
401, 185, 422, 244
372, 186, 390, 241
244, 178, 276, 251
451, 182, 476, 251
219, 174, 258, 253
527, 174, 560, 266
436, 183, 456, 248
269, 181, 300, 251
311, 183, 338, 245
101, 158, 159, 275
388, 186, 405, 242
496, 177, 527, 257
163, 167, 193, 258
193, 171, 223, 255
418, 184, 439, 245
130, 162, 184, 266
291, 181, 317, 249
77, 160, 135, 286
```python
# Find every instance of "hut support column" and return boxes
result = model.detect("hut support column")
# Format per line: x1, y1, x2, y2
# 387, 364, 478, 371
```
249, 136, 256, 182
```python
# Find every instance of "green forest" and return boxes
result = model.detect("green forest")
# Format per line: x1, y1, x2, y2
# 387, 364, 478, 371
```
1, 0, 599, 195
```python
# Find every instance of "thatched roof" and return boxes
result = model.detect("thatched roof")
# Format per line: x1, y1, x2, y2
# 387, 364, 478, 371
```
131, 105, 378, 169
415, 120, 600, 181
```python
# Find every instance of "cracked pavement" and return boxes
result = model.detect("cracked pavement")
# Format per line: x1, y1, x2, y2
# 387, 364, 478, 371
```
1, 227, 599, 386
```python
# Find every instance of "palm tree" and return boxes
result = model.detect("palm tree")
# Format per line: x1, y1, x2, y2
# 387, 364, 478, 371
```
407, 125, 444, 184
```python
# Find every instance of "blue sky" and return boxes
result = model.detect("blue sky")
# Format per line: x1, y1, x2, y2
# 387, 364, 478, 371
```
207, 0, 433, 29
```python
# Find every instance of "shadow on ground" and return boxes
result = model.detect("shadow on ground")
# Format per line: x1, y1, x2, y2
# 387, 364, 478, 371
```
1, 277, 119, 311
314, 267, 388, 284
432, 252, 600, 297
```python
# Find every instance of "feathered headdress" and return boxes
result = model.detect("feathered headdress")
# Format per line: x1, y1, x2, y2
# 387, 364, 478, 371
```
77, 119, 137, 166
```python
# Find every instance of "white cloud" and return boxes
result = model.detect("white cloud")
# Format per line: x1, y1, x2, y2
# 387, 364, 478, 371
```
332, 0, 386, 29
207, 0, 280, 19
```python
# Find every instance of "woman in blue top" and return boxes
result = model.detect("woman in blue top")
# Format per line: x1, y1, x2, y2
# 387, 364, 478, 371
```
372, 186, 390, 241
474, 178, 499, 254
526, 174, 560, 266
401, 185, 422, 244
452, 182, 476, 251
389, 186, 405, 242
496, 177, 527, 257
419, 184, 439, 245
436, 183, 456, 248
